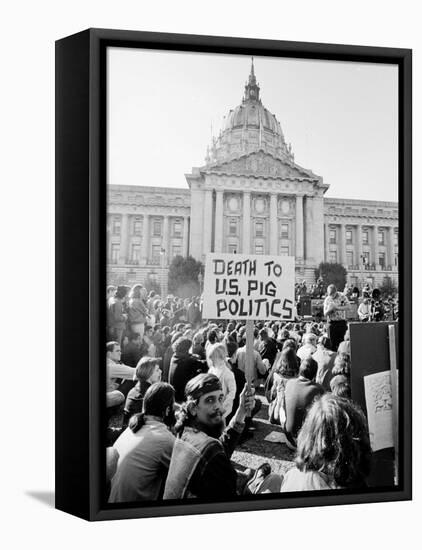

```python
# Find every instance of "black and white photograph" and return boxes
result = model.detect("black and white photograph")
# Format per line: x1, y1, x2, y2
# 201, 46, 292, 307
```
104, 46, 404, 507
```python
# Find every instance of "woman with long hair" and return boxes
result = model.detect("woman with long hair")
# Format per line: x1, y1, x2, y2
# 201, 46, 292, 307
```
280, 394, 371, 491
266, 347, 299, 426
265, 347, 299, 403
127, 284, 148, 339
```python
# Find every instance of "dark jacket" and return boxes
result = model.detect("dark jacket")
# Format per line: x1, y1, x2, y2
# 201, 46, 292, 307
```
121, 341, 142, 368
258, 337, 278, 367
169, 353, 207, 402
163, 419, 244, 499
124, 381, 151, 419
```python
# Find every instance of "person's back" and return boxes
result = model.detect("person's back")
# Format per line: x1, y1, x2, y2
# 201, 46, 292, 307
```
121, 339, 142, 368
169, 354, 207, 402
284, 377, 323, 438
258, 334, 278, 367
109, 419, 175, 502
236, 346, 267, 386
110, 383, 176, 502
284, 357, 324, 441
313, 339, 336, 391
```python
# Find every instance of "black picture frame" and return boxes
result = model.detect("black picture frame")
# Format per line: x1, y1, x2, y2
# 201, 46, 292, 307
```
55, 28, 412, 521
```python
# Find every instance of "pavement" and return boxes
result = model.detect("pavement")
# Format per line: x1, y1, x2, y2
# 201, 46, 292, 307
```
231, 389, 296, 479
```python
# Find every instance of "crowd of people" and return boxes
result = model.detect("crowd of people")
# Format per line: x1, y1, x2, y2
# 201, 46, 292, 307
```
105, 282, 374, 503
295, 279, 399, 323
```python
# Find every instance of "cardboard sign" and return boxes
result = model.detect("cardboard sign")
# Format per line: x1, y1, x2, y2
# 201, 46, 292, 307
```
349, 321, 399, 487
202, 253, 295, 320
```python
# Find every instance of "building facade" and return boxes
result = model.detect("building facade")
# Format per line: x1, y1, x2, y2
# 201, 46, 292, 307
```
107, 61, 398, 296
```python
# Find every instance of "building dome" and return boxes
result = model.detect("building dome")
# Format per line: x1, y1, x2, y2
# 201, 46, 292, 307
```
205, 58, 294, 165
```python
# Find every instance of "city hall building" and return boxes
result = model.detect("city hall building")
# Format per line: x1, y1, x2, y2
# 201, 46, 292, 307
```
107, 61, 398, 296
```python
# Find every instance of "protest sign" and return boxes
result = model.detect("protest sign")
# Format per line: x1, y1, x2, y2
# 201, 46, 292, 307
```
202, 253, 295, 321
349, 321, 399, 487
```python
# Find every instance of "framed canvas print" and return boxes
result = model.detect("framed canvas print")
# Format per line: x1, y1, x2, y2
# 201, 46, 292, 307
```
55, 28, 412, 521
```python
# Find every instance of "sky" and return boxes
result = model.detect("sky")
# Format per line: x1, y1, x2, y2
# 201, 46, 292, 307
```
107, 47, 398, 202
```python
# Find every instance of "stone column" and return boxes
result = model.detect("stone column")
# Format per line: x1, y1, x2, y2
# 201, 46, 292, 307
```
142, 214, 150, 264
189, 186, 204, 261
162, 215, 169, 265
295, 194, 304, 260
304, 196, 314, 263
214, 190, 224, 253
119, 213, 129, 265
312, 196, 325, 265
373, 225, 379, 268
356, 224, 362, 269
339, 224, 346, 265
324, 224, 330, 262
203, 189, 213, 255
243, 192, 251, 254
183, 216, 189, 257
270, 192, 278, 255
387, 226, 394, 269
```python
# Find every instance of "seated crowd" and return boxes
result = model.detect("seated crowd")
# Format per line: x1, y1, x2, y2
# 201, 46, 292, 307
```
105, 283, 371, 503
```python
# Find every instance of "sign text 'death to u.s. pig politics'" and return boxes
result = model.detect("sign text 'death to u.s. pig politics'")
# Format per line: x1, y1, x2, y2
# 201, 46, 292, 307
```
202, 253, 295, 320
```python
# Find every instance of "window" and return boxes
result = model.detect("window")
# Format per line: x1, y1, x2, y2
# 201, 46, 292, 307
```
255, 221, 264, 237
346, 230, 353, 244
152, 245, 161, 259
329, 229, 336, 244
280, 223, 289, 239
112, 218, 121, 235
255, 244, 264, 255
153, 220, 162, 236
110, 244, 119, 264
280, 246, 289, 256
379, 252, 385, 268
378, 229, 385, 245
362, 251, 370, 265
229, 219, 238, 236
394, 253, 398, 266
131, 244, 141, 262
329, 251, 337, 263
133, 218, 142, 235
172, 245, 182, 258
362, 230, 369, 244
228, 244, 237, 254
394, 231, 398, 246
346, 251, 353, 266
173, 221, 182, 236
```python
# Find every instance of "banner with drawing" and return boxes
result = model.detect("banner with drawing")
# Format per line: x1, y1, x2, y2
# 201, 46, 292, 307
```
364, 370, 397, 452
202, 253, 295, 320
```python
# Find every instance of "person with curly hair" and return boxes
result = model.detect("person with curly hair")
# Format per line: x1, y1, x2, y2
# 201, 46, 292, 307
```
280, 394, 371, 491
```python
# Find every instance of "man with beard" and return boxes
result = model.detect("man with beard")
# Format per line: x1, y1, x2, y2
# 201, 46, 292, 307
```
109, 382, 176, 503
163, 373, 254, 499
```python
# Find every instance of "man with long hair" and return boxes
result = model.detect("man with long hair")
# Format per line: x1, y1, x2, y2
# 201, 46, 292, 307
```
163, 373, 254, 499
109, 382, 176, 503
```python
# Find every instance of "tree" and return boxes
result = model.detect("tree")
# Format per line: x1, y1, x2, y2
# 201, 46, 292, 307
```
379, 276, 398, 298
315, 262, 347, 292
167, 255, 204, 298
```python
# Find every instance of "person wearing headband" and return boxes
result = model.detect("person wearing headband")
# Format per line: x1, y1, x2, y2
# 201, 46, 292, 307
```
163, 373, 254, 499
